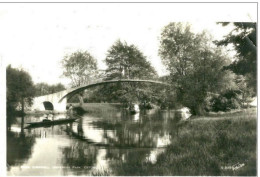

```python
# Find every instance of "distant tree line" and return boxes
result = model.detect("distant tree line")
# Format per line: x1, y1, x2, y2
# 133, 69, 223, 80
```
34, 82, 65, 96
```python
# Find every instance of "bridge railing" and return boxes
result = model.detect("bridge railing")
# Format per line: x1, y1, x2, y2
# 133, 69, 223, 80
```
59, 79, 170, 103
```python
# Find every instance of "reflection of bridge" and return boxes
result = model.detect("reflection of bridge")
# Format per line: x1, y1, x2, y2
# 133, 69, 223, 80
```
31, 79, 169, 112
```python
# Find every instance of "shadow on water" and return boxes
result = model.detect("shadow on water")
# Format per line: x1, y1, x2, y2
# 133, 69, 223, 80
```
66, 109, 184, 148
7, 106, 188, 176
7, 115, 36, 171
60, 109, 187, 175
60, 133, 99, 175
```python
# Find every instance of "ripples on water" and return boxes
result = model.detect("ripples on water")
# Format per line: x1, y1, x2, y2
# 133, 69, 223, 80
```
7, 107, 182, 176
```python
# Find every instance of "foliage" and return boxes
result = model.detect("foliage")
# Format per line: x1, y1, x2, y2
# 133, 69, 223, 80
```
98, 40, 158, 105
61, 50, 98, 105
209, 90, 241, 112
208, 74, 254, 112
159, 22, 237, 115
6, 65, 35, 113
105, 40, 157, 80
159, 23, 199, 76
35, 82, 65, 96
61, 50, 98, 87
215, 22, 256, 92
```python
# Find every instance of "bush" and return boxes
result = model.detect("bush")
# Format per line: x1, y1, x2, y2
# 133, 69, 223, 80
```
210, 90, 241, 112
139, 102, 153, 109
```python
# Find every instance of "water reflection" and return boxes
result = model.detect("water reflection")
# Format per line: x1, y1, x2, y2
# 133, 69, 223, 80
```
7, 131, 35, 168
7, 107, 183, 176
67, 110, 174, 148
60, 140, 98, 175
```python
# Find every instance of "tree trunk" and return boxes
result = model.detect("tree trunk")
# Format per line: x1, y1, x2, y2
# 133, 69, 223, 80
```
21, 115, 24, 134
195, 103, 206, 116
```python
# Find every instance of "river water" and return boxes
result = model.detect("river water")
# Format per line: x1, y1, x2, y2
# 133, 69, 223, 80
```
7, 107, 181, 176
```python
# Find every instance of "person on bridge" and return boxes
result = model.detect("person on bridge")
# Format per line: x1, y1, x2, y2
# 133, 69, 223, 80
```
67, 104, 74, 118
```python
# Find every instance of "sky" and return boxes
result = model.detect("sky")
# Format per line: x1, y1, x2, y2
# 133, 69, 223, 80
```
0, 3, 257, 87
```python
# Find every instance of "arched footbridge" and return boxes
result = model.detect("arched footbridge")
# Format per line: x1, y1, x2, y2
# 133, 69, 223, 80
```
31, 79, 169, 112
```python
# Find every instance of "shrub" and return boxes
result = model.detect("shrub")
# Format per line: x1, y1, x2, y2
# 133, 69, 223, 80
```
210, 90, 242, 112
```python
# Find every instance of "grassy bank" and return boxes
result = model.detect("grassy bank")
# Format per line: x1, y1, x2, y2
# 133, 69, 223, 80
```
95, 108, 257, 176
151, 108, 257, 176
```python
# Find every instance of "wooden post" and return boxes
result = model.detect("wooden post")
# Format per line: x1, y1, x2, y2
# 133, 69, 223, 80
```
21, 97, 24, 114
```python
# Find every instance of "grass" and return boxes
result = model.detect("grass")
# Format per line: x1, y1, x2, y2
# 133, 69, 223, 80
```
151, 108, 257, 176
95, 108, 257, 176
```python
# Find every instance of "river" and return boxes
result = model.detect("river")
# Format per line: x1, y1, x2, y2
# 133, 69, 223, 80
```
7, 106, 182, 176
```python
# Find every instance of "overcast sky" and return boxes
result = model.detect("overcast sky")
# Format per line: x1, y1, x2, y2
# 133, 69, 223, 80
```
0, 3, 257, 87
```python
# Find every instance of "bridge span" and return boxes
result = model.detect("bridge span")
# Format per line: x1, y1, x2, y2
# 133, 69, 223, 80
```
30, 79, 169, 112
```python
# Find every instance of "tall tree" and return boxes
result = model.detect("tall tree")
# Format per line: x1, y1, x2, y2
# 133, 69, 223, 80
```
102, 40, 158, 105
6, 65, 35, 114
159, 22, 236, 115
105, 40, 157, 80
61, 50, 98, 105
215, 22, 256, 92
62, 50, 98, 87
159, 23, 197, 77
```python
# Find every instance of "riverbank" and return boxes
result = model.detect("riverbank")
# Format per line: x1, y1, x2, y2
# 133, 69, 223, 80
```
71, 103, 121, 113
24, 103, 120, 115
95, 108, 257, 176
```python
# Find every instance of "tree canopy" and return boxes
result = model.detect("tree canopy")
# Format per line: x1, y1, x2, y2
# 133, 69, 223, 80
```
159, 22, 237, 115
97, 40, 158, 105
105, 40, 157, 80
62, 50, 98, 87
215, 22, 256, 92
6, 65, 35, 113
34, 82, 65, 96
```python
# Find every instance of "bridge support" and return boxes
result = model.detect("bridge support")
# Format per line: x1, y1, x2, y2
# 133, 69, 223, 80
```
30, 90, 68, 112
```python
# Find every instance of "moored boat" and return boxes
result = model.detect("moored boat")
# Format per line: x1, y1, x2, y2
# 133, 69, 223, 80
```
174, 107, 192, 121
